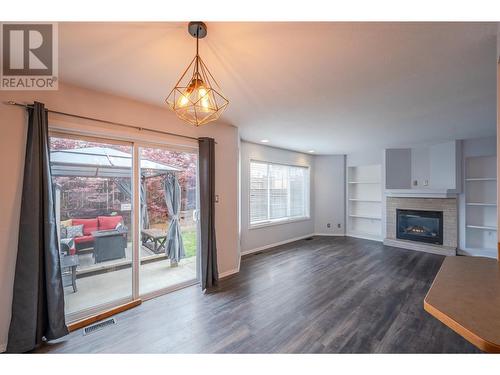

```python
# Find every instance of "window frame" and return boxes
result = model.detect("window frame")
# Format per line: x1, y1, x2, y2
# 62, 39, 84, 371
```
248, 159, 311, 229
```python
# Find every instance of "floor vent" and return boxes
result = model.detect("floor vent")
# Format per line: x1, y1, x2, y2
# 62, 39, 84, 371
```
83, 318, 116, 336
304, 237, 314, 241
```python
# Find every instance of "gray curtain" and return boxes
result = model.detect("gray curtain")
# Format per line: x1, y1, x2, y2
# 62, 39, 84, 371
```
7, 102, 68, 353
115, 178, 149, 229
164, 173, 185, 263
198, 137, 218, 290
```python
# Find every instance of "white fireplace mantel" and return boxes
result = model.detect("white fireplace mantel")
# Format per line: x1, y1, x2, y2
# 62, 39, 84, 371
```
385, 188, 458, 199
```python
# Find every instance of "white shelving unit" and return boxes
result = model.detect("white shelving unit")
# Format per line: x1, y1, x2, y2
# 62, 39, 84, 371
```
347, 164, 382, 241
463, 155, 497, 258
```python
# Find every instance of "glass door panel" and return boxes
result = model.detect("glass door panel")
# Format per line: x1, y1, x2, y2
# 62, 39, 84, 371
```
49, 135, 134, 321
139, 146, 199, 295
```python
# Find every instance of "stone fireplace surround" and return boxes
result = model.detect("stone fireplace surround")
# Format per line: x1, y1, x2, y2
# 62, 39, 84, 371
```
384, 197, 457, 256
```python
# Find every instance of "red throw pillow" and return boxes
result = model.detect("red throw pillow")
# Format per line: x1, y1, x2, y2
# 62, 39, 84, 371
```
98, 215, 123, 230
72, 218, 98, 236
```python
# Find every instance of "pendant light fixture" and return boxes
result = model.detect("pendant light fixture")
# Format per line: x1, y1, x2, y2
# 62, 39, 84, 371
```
166, 22, 229, 126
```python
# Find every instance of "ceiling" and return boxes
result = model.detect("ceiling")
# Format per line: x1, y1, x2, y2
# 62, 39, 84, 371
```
58, 22, 498, 154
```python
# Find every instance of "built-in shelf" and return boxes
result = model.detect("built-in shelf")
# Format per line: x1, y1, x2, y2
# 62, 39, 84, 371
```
466, 225, 497, 231
465, 178, 496, 182
464, 155, 497, 257
349, 214, 382, 220
466, 203, 497, 207
347, 164, 383, 241
348, 198, 382, 202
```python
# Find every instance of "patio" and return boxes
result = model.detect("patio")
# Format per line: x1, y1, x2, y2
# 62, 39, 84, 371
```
63, 247, 197, 317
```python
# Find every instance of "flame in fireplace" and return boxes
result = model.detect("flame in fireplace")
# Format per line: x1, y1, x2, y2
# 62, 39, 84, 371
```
406, 225, 430, 234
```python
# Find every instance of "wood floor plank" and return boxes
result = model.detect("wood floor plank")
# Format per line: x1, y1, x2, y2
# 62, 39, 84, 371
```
34, 236, 480, 353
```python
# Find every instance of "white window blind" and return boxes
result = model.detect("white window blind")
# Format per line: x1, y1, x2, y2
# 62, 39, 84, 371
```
250, 161, 309, 226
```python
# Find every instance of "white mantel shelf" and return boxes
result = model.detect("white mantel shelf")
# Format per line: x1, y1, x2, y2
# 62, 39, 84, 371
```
385, 189, 458, 199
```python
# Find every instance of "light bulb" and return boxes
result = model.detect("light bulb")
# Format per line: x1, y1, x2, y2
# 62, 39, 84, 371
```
198, 87, 209, 110
178, 95, 189, 107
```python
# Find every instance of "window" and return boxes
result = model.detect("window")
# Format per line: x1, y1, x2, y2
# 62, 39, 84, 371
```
250, 161, 310, 227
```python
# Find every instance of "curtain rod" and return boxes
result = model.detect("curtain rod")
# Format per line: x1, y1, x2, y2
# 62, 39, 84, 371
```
6, 100, 206, 143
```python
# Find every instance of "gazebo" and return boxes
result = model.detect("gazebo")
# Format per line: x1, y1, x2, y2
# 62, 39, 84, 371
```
50, 146, 186, 263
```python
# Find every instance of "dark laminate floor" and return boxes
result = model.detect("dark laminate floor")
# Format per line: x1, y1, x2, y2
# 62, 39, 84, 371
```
35, 236, 480, 353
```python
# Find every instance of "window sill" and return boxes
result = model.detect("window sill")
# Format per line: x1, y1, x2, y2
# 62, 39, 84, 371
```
249, 216, 311, 230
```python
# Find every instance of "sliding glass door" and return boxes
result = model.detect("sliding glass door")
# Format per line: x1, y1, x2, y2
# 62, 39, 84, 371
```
50, 134, 134, 320
138, 145, 199, 296
49, 132, 199, 322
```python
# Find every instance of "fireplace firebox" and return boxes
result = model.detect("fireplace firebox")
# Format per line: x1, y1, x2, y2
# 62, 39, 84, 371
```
396, 209, 443, 245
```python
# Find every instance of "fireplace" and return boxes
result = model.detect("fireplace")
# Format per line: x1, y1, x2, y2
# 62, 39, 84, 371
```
396, 209, 443, 245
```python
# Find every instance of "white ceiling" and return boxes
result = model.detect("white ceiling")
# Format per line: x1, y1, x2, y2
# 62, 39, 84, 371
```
59, 22, 498, 154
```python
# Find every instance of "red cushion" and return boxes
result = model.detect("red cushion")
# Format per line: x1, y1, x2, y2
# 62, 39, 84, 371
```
74, 235, 94, 244
72, 218, 98, 236
98, 215, 123, 230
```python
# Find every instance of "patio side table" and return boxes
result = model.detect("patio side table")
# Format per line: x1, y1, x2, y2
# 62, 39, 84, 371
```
61, 254, 79, 293
141, 229, 167, 254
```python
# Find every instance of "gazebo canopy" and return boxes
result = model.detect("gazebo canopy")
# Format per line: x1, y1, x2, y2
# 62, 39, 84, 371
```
50, 147, 180, 178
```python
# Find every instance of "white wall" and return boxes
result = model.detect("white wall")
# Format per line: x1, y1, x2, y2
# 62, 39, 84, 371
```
429, 141, 461, 190
411, 147, 430, 187
0, 83, 240, 352
347, 148, 383, 168
314, 155, 346, 235
240, 142, 315, 254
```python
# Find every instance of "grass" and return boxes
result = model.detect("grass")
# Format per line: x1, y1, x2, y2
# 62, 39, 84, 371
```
182, 229, 197, 258
150, 222, 197, 259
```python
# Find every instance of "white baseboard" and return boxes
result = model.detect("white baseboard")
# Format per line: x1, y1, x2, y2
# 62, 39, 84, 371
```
313, 233, 345, 237
347, 233, 383, 242
219, 268, 240, 279
241, 234, 315, 256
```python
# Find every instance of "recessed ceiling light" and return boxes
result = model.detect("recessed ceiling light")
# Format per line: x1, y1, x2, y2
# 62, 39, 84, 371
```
261, 139, 270, 143
308, 150, 315, 153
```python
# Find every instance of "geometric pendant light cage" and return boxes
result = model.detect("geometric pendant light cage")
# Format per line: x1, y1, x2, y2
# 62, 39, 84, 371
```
166, 22, 229, 126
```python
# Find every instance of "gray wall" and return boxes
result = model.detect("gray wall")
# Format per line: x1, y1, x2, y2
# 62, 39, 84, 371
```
240, 141, 315, 254
385, 149, 412, 189
314, 155, 346, 235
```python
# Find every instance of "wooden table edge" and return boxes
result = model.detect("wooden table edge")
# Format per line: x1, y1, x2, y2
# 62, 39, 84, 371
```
423, 259, 500, 354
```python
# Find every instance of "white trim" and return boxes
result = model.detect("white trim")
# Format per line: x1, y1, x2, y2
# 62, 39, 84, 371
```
219, 268, 240, 279
219, 248, 243, 279
240, 233, 314, 256
249, 216, 311, 230
141, 279, 199, 301
347, 232, 383, 242
457, 247, 498, 259
313, 233, 345, 237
